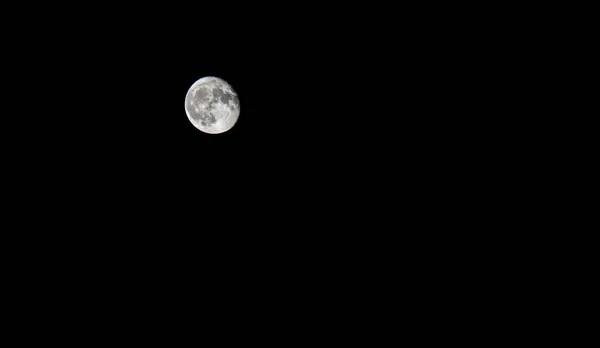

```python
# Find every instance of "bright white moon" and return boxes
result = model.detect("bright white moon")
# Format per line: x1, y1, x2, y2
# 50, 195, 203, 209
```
185, 76, 240, 134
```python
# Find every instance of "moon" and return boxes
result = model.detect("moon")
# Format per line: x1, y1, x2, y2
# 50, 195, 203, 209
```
185, 76, 240, 134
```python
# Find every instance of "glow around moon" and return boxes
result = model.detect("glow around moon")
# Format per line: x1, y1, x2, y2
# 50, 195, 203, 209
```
185, 76, 240, 134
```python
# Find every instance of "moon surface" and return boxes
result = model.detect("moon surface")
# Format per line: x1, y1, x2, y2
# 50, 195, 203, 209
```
185, 76, 240, 134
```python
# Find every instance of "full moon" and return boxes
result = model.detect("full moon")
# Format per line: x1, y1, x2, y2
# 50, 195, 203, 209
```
185, 76, 240, 134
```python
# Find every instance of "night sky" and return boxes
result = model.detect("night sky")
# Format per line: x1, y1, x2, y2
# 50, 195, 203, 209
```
7, 3, 521, 269
1, 6, 547, 333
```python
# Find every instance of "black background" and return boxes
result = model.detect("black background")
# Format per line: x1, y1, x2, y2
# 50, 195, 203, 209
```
4, 3, 544, 314
1, 4, 579, 339
6, 5, 539, 240
7, 4, 533, 243
17, 6, 407, 226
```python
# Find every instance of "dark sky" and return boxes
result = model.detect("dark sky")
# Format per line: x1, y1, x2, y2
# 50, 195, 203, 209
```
8, 4, 521, 252
1, 7, 545, 324
0, 7, 566, 338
